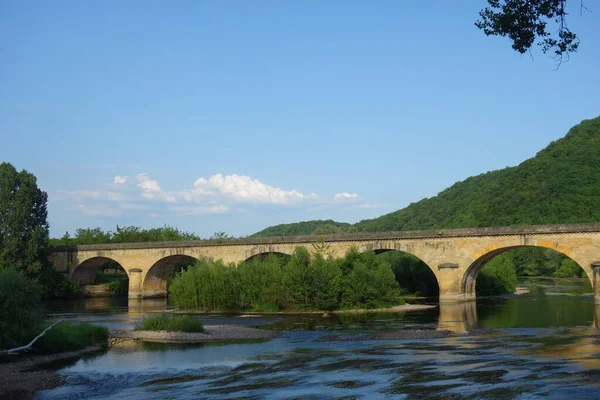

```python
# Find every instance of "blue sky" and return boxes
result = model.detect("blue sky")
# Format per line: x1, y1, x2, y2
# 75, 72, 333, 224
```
1, 1, 599, 238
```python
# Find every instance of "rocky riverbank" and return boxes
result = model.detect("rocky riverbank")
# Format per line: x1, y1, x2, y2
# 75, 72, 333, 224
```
0, 346, 103, 399
111, 324, 282, 343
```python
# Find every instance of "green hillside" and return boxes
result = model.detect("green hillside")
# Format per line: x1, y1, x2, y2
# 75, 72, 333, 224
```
253, 116, 600, 236
251, 219, 353, 237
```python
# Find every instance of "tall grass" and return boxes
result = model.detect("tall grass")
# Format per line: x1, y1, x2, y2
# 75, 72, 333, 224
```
33, 322, 109, 354
135, 313, 204, 332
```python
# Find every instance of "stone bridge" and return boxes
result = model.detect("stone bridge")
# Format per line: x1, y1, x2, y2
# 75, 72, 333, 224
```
50, 222, 600, 302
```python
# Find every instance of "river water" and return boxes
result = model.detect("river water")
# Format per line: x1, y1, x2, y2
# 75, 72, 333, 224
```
36, 278, 600, 399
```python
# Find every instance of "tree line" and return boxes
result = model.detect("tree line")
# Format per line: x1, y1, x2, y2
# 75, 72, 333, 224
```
49, 226, 237, 246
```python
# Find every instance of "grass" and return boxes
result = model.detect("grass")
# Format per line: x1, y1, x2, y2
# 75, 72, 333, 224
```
33, 322, 109, 354
135, 313, 204, 332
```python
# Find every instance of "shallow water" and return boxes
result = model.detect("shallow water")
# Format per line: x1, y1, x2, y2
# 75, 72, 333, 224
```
36, 278, 600, 399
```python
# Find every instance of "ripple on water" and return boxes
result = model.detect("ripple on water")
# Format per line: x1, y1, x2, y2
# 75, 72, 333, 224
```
35, 292, 600, 400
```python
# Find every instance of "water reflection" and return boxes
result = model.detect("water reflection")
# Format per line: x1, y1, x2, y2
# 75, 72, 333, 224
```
128, 298, 170, 313
437, 302, 477, 333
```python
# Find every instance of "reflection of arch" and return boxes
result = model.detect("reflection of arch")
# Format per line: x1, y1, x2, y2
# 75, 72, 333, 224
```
369, 248, 440, 298
71, 257, 124, 285
143, 255, 199, 298
462, 245, 591, 298
437, 302, 477, 333
244, 252, 291, 263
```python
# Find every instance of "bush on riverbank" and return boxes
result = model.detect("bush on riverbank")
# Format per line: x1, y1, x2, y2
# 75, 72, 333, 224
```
477, 253, 519, 296
0, 269, 45, 350
0, 269, 108, 354
135, 313, 204, 332
169, 248, 403, 312
33, 322, 108, 354
38, 267, 81, 299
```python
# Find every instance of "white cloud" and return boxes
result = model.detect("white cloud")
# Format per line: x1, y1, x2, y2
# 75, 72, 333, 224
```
194, 174, 318, 205
334, 192, 360, 201
59, 172, 367, 222
170, 205, 230, 215
136, 173, 161, 193
136, 173, 178, 202
113, 175, 128, 184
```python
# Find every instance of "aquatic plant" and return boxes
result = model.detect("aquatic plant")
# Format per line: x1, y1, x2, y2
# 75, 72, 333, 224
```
135, 313, 204, 332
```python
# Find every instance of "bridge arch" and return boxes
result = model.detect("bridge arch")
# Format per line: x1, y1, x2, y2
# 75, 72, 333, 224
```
143, 255, 199, 298
71, 256, 126, 285
372, 248, 440, 298
245, 246, 293, 262
462, 245, 592, 298
244, 251, 292, 263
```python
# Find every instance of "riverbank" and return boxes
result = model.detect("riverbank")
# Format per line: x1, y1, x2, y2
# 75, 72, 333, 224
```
111, 324, 282, 343
173, 303, 436, 316
0, 346, 103, 400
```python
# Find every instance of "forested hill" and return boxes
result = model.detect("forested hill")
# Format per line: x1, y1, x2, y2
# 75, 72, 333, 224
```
253, 116, 600, 236
251, 220, 352, 237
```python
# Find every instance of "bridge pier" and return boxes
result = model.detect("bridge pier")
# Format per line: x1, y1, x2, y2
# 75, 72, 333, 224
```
127, 268, 144, 299
593, 262, 600, 304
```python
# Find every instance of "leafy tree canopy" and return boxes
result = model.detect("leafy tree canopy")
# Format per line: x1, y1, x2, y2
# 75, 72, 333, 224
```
50, 225, 200, 246
0, 162, 49, 276
252, 220, 353, 238
476, 0, 585, 63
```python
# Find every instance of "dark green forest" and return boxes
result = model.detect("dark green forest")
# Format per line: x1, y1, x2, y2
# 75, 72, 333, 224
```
251, 220, 354, 238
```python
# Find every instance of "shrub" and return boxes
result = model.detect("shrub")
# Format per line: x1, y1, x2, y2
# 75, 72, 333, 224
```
340, 251, 402, 309
169, 247, 403, 312
33, 322, 108, 354
135, 313, 204, 332
38, 266, 81, 299
170, 258, 241, 310
0, 269, 45, 350
553, 259, 583, 278
238, 254, 285, 311
380, 251, 439, 297
282, 248, 342, 311
476, 253, 519, 296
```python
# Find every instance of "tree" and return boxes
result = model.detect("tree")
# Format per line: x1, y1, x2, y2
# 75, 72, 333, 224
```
313, 224, 341, 235
476, 0, 586, 64
476, 253, 519, 296
210, 231, 232, 240
0, 162, 49, 276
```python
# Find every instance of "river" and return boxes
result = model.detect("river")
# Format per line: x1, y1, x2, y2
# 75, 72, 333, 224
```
35, 278, 600, 399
